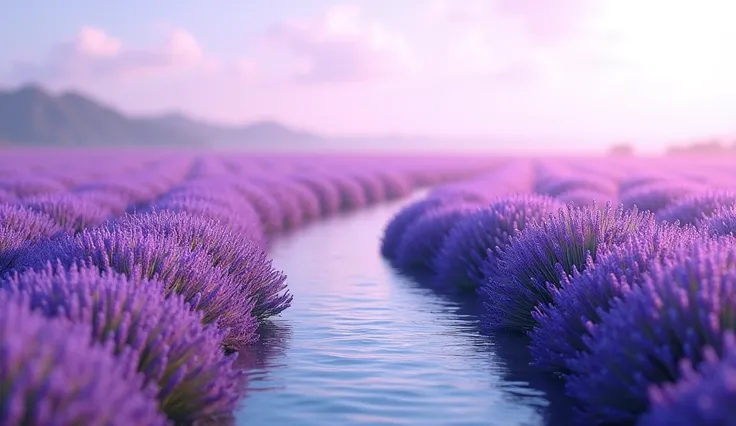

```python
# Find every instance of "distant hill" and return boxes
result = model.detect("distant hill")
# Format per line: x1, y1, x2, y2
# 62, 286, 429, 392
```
146, 112, 324, 149
666, 138, 736, 156
0, 85, 324, 149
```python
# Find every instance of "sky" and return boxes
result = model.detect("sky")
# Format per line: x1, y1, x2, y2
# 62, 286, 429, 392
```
2, 0, 736, 154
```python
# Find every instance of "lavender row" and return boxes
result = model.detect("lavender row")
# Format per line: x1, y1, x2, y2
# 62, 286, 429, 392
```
0, 150, 503, 425
0, 156, 290, 424
0, 157, 196, 275
381, 158, 736, 425
1, 152, 501, 275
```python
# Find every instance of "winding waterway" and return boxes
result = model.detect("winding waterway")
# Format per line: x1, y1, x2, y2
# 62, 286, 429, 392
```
235, 194, 575, 426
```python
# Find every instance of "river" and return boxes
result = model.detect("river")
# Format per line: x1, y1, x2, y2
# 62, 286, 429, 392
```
234, 194, 575, 426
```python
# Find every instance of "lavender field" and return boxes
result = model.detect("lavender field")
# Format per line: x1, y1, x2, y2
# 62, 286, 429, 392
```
2, 150, 736, 425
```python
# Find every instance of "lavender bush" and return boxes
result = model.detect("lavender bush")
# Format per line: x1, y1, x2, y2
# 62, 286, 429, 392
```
22, 193, 110, 233
702, 206, 736, 237
0, 188, 17, 203
638, 332, 736, 426
381, 196, 458, 260
393, 202, 482, 275
229, 181, 285, 235
0, 176, 67, 198
351, 172, 386, 204
376, 171, 413, 200
0, 204, 61, 273
153, 185, 266, 247
566, 237, 736, 424
111, 211, 291, 320
278, 180, 322, 223
480, 203, 656, 333
529, 222, 700, 373
555, 188, 615, 207
0, 297, 167, 425
294, 174, 342, 217
432, 194, 560, 292
16, 226, 259, 347
657, 190, 736, 226
329, 173, 369, 211
536, 176, 617, 198
620, 182, 700, 214
2, 264, 242, 423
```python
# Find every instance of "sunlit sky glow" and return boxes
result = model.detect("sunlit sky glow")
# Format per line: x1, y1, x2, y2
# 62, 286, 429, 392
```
2, 0, 735, 153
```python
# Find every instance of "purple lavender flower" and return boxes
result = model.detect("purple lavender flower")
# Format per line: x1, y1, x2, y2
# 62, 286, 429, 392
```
0, 298, 167, 425
0, 176, 67, 198
432, 194, 560, 292
254, 178, 323, 224
112, 211, 291, 320
244, 179, 308, 230
381, 194, 484, 260
153, 196, 266, 249
427, 185, 496, 203
294, 174, 342, 217
286, 180, 322, 222
376, 171, 413, 200
565, 237, 736, 424
618, 174, 669, 193
381, 196, 454, 260
480, 203, 656, 333
0, 204, 62, 274
529, 222, 699, 373
702, 206, 736, 237
394, 202, 482, 274
329, 174, 368, 211
536, 176, 617, 198
555, 188, 616, 208
638, 332, 736, 426
76, 180, 157, 205
22, 193, 111, 233
16, 226, 259, 348
3, 264, 242, 423
0, 203, 61, 240
657, 190, 736, 226
73, 189, 131, 215
0, 189, 17, 203
229, 181, 285, 234
351, 173, 387, 204
620, 182, 700, 214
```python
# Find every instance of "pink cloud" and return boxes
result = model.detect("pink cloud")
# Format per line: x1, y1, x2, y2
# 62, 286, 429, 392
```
428, 0, 591, 42
424, 0, 607, 83
10, 26, 210, 83
263, 4, 417, 84
492, 0, 591, 42
234, 59, 259, 80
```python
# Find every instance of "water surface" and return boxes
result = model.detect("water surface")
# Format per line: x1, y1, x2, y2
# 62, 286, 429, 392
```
235, 195, 574, 426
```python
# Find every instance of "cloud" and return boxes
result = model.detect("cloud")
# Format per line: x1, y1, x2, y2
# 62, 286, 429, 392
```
428, 0, 593, 42
234, 59, 259, 79
424, 0, 611, 83
263, 4, 418, 84
9, 26, 211, 83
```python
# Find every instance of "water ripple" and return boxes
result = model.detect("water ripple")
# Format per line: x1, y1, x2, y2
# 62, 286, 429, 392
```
234, 197, 574, 426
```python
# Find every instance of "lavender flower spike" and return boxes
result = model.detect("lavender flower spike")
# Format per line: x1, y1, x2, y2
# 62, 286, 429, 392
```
480, 202, 656, 333
0, 297, 167, 426
3, 263, 243, 424
565, 236, 736, 424
529, 222, 699, 373
639, 332, 736, 426
432, 194, 560, 292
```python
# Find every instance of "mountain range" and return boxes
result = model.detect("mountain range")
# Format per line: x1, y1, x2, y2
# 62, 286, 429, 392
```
0, 85, 325, 149
4, 84, 712, 155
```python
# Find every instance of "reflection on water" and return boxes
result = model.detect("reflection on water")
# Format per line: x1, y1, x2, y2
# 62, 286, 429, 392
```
234, 195, 574, 426
235, 322, 293, 392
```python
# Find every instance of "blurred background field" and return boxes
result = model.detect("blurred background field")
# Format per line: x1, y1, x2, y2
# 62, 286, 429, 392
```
3, 2, 736, 426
